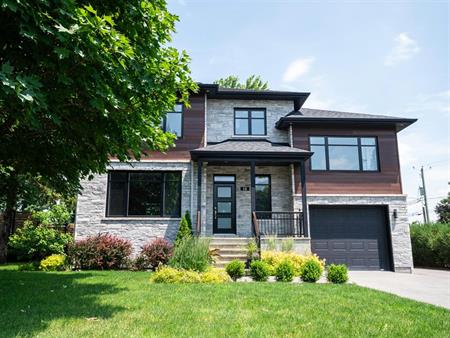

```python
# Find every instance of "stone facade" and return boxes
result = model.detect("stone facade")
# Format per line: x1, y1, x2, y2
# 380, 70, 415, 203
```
75, 161, 192, 254
294, 194, 413, 272
206, 99, 293, 143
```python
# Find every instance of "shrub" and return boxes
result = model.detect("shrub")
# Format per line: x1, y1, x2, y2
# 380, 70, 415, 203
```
225, 260, 245, 281
250, 260, 270, 281
175, 211, 193, 245
169, 236, 211, 272
281, 239, 294, 252
150, 266, 230, 284
68, 234, 132, 270
18, 262, 39, 271
327, 264, 348, 284
8, 221, 73, 261
275, 260, 295, 282
266, 236, 277, 251
300, 257, 324, 282
32, 203, 71, 228
410, 223, 450, 268
261, 251, 324, 276
247, 239, 258, 260
135, 238, 173, 271
39, 254, 67, 271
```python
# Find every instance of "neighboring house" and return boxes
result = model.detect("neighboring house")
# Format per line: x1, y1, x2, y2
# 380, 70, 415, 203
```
75, 84, 417, 272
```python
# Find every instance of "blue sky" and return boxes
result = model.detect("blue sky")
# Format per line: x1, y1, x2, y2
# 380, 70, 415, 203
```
168, 0, 450, 222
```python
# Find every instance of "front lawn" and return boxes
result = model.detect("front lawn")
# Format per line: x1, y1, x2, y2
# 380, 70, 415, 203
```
0, 265, 449, 337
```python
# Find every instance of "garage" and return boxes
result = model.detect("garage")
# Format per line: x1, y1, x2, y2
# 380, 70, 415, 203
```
310, 206, 392, 270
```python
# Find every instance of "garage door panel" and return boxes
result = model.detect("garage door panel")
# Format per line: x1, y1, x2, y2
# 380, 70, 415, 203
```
310, 206, 391, 271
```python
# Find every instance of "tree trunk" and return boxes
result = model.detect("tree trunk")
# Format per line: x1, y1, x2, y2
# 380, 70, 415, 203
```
0, 176, 18, 263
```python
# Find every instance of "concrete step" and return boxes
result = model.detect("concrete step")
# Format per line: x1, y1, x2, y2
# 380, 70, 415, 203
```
210, 237, 251, 244
213, 248, 248, 255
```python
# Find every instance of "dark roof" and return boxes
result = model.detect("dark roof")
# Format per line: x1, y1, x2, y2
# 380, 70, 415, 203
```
277, 107, 417, 131
198, 83, 310, 111
190, 139, 312, 162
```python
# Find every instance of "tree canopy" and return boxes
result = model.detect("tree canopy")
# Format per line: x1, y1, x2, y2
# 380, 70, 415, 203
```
435, 193, 450, 223
0, 0, 196, 261
214, 75, 268, 90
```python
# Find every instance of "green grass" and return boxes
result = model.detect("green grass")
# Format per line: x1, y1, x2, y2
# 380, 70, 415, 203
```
0, 265, 449, 337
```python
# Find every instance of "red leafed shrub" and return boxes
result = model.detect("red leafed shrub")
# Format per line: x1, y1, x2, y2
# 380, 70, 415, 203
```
135, 238, 173, 271
68, 234, 132, 270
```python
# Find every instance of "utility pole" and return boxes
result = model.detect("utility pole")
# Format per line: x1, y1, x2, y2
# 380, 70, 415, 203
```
420, 166, 430, 223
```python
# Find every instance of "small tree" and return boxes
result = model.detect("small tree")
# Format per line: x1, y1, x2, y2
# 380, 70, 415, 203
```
214, 75, 268, 90
435, 193, 450, 223
175, 211, 192, 245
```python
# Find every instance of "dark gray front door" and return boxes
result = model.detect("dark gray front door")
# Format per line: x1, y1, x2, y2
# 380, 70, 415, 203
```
310, 206, 391, 270
213, 183, 236, 234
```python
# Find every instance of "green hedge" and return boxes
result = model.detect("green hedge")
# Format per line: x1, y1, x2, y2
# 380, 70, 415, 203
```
410, 223, 450, 268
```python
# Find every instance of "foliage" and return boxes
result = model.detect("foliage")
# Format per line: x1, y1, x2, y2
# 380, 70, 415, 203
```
214, 75, 268, 90
8, 221, 72, 261
150, 266, 230, 284
68, 234, 132, 270
225, 260, 245, 281
435, 193, 450, 223
0, 0, 196, 262
410, 223, 450, 268
275, 260, 295, 282
281, 239, 294, 252
175, 212, 192, 245
265, 237, 277, 251
326, 264, 349, 284
262, 251, 325, 276
39, 254, 67, 272
300, 258, 324, 283
17, 262, 38, 271
134, 238, 173, 271
249, 260, 270, 281
247, 239, 258, 260
169, 236, 211, 272
30, 203, 72, 228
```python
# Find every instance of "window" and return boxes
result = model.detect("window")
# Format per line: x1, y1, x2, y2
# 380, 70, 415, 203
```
309, 136, 379, 171
234, 109, 266, 135
106, 171, 181, 217
255, 175, 271, 211
162, 104, 183, 137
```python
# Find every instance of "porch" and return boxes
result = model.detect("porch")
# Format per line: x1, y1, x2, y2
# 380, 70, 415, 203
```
190, 139, 312, 241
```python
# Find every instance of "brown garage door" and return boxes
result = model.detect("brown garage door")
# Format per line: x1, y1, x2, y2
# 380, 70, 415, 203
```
310, 206, 392, 271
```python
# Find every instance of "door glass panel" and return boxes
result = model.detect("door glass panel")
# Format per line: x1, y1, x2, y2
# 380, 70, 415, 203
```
217, 202, 231, 213
214, 176, 235, 182
217, 187, 232, 198
217, 217, 232, 229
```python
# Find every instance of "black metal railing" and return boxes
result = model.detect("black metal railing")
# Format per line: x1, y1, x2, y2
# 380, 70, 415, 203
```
254, 211, 306, 237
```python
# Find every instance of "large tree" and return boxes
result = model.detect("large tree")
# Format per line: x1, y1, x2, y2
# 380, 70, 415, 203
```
0, 0, 197, 262
435, 193, 450, 223
214, 75, 268, 90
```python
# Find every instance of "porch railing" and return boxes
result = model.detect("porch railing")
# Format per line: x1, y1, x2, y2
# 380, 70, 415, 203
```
254, 211, 306, 237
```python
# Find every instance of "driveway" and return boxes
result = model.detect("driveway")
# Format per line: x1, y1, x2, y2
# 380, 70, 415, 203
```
349, 268, 450, 309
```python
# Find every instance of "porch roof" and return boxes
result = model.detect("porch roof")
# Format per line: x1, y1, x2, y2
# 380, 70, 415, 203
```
190, 139, 312, 162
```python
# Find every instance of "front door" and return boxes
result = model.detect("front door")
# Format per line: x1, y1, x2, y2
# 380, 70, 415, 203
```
213, 180, 236, 234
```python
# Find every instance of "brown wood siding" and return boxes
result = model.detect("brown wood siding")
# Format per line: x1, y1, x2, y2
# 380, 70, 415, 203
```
142, 94, 205, 160
293, 125, 403, 194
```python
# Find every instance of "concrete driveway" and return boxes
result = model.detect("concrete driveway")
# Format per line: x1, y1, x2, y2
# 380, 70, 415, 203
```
349, 268, 450, 309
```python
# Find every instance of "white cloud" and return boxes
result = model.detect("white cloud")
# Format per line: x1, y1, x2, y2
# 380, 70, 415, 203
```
282, 57, 315, 82
385, 33, 420, 66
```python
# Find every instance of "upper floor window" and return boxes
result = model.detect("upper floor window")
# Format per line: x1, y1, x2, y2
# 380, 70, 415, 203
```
234, 108, 266, 136
107, 171, 181, 217
310, 136, 379, 172
162, 104, 183, 137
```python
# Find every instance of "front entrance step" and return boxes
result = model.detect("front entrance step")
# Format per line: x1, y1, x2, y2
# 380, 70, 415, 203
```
210, 237, 251, 268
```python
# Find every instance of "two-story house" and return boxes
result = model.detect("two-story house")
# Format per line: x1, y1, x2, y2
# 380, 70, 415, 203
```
75, 83, 416, 272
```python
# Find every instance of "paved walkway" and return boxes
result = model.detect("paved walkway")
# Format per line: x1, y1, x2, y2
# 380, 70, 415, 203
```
349, 268, 450, 309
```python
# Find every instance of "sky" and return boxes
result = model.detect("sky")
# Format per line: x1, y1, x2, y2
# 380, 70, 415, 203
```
167, 0, 450, 222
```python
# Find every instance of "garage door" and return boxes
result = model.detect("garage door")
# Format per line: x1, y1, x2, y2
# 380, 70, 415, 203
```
310, 206, 391, 270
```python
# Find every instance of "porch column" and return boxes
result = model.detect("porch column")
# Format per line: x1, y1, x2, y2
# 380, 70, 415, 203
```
299, 160, 310, 237
196, 160, 202, 236
250, 161, 256, 213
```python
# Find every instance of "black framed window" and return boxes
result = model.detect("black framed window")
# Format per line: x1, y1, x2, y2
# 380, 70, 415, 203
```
255, 175, 271, 211
234, 108, 266, 135
310, 136, 379, 172
162, 104, 183, 137
106, 171, 181, 217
